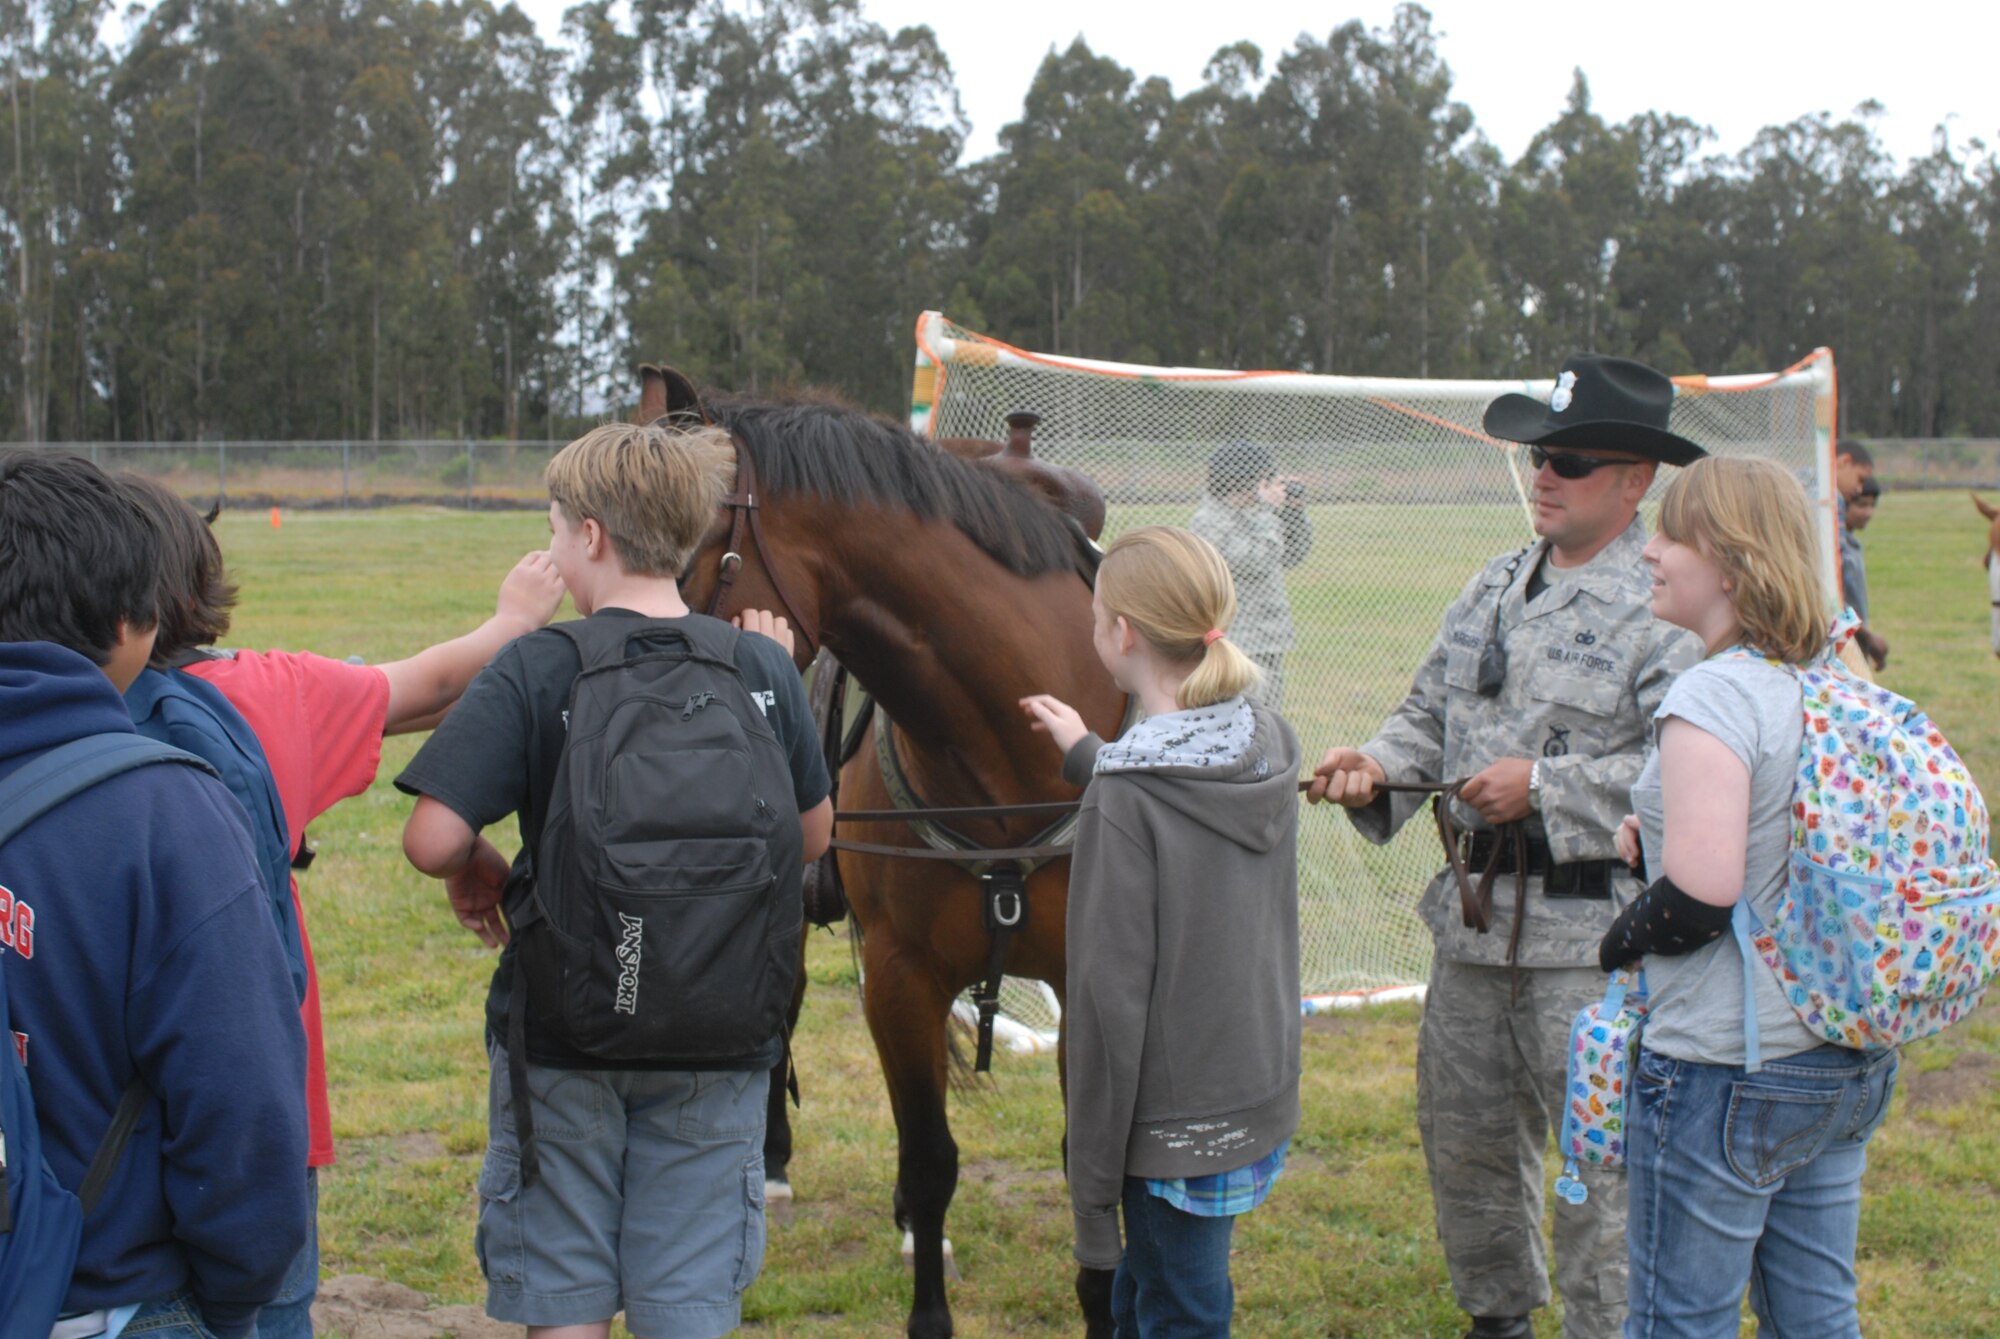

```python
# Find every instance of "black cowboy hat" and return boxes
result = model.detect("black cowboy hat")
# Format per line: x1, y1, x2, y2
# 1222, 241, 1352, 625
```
1482, 353, 1707, 467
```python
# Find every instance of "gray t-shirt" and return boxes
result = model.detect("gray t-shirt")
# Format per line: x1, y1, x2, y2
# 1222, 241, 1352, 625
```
1630, 655, 1822, 1064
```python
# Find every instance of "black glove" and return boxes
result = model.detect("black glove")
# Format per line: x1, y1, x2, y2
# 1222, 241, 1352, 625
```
1598, 873, 1735, 972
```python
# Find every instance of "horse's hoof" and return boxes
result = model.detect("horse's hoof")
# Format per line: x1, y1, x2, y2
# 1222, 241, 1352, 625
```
763, 1178, 796, 1228
900, 1230, 961, 1280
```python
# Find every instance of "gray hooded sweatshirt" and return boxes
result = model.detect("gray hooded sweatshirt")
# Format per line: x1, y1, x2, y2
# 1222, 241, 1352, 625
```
1060, 696, 1303, 1268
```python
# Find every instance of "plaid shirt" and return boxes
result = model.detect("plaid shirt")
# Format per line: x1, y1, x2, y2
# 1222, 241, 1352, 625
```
1145, 1139, 1289, 1217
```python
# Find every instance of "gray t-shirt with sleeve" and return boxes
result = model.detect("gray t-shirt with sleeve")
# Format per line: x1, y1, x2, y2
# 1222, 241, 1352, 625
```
1630, 655, 1823, 1064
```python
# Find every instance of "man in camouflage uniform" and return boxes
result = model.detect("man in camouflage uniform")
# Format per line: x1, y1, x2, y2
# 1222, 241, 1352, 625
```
1308, 355, 1706, 1339
1189, 441, 1314, 709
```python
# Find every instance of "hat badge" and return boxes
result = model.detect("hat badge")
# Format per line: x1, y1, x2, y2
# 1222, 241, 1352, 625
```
1550, 371, 1578, 414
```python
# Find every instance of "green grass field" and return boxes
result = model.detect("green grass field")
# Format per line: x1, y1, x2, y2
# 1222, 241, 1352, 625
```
210, 490, 2000, 1337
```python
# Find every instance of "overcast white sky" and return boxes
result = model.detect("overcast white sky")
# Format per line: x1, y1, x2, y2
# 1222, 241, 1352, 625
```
514, 0, 2000, 168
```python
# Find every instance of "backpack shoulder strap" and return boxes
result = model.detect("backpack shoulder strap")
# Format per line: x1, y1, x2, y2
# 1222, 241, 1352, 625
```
75, 1079, 151, 1217
0, 734, 214, 851
1733, 900, 1765, 1074
0, 732, 195, 1220
163, 646, 235, 670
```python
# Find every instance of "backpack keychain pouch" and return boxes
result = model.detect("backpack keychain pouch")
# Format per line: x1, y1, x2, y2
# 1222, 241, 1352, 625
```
1554, 970, 1646, 1205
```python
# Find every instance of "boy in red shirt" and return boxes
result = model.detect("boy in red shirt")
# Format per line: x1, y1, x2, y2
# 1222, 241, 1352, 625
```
114, 474, 565, 1339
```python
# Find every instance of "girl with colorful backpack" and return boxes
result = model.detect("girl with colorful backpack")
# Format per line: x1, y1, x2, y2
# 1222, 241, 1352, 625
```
1598, 455, 1997, 1337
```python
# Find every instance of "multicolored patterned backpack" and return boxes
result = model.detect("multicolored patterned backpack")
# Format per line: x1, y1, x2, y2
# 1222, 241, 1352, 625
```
1727, 612, 2000, 1071
1553, 971, 1645, 1206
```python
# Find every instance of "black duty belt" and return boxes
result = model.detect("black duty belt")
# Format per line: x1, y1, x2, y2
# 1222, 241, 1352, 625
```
1461, 829, 1617, 900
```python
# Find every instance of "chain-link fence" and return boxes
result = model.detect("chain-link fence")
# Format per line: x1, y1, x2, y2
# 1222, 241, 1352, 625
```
22, 440, 566, 507
913, 311, 1838, 1036
1864, 439, 2000, 489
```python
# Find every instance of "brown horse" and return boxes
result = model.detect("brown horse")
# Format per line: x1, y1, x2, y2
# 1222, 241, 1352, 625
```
654, 374, 1124, 1337
1975, 493, 2000, 658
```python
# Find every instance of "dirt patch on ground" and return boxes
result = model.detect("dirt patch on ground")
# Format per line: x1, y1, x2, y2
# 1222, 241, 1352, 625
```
1898, 1049, 1997, 1114
1302, 1012, 1356, 1037
1284, 1146, 1330, 1177
391, 1131, 449, 1160
959, 1156, 1066, 1205
312, 1275, 512, 1339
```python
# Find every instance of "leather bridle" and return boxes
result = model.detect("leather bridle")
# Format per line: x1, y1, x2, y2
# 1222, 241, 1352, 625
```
698, 443, 822, 661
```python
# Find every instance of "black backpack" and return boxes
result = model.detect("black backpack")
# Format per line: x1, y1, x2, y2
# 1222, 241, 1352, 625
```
505, 616, 802, 1180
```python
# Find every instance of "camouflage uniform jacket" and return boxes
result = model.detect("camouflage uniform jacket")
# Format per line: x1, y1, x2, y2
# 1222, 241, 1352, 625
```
1838, 498, 1869, 622
1350, 516, 1702, 968
1189, 497, 1313, 656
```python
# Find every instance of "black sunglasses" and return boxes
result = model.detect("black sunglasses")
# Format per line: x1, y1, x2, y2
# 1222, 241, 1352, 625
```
1528, 445, 1635, 479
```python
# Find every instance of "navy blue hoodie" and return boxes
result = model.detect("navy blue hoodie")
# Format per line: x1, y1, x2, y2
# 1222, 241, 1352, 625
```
0, 642, 307, 1339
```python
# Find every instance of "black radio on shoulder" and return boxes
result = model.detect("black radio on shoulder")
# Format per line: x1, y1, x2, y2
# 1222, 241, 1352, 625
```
1476, 641, 1508, 697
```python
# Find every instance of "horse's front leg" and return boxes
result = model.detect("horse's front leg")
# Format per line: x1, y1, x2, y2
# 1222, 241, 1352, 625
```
761, 923, 811, 1220
862, 940, 960, 1339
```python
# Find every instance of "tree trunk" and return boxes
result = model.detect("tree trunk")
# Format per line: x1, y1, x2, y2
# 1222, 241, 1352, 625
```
11, 48, 40, 442
370, 285, 382, 441
504, 322, 517, 441
193, 71, 208, 440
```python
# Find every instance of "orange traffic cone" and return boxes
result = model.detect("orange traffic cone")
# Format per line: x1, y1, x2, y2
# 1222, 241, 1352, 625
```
270, 506, 282, 529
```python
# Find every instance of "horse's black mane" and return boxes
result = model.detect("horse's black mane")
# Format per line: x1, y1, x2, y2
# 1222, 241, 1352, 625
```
705, 391, 1096, 580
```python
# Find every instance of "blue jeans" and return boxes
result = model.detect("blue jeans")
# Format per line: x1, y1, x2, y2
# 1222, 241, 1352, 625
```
1111, 1177, 1237, 1338
253, 1167, 319, 1339
122, 1293, 218, 1338
1624, 1043, 1898, 1339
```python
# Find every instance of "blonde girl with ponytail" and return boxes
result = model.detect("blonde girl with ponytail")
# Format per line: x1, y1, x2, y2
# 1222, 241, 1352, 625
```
1020, 525, 1303, 1338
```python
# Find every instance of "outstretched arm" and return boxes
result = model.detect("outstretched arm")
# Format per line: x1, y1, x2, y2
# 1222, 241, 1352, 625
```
379, 552, 565, 733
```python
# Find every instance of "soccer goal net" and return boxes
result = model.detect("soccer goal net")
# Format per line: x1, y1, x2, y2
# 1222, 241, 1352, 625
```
912, 311, 1838, 1043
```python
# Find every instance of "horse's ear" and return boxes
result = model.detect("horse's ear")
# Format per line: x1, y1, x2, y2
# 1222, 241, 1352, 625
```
637, 364, 668, 424
638, 363, 712, 426
1003, 411, 1040, 460
1972, 490, 1999, 523
203, 499, 221, 526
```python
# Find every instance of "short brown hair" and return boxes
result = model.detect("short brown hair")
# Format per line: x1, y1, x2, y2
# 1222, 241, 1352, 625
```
1657, 456, 1830, 666
545, 421, 735, 576
113, 473, 236, 663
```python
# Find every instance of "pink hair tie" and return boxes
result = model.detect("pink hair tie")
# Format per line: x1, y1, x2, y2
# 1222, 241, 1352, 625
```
1202, 629, 1225, 646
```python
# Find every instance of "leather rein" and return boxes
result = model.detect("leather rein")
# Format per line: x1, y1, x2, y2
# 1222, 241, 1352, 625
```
810, 654, 1099, 871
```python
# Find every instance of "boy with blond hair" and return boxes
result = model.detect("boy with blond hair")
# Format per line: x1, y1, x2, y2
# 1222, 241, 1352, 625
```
398, 421, 831, 1339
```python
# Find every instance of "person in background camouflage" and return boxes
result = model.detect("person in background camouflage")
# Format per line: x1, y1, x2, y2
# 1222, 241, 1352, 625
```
1189, 441, 1313, 710
1307, 355, 1707, 1339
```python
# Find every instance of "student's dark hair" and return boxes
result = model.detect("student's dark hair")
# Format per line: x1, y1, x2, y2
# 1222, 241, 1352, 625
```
0, 451, 160, 664
1857, 476, 1882, 499
1207, 441, 1275, 498
112, 473, 237, 662
1835, 438, 1874, 467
